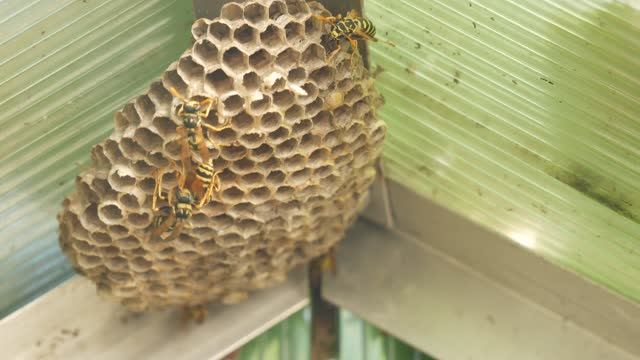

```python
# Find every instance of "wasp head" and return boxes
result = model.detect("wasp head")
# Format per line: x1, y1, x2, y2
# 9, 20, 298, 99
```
183, 101, 201, 114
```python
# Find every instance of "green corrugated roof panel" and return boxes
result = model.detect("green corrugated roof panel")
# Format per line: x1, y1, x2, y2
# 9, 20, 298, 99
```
367, 0, 640, 301
0, 0, 193, 317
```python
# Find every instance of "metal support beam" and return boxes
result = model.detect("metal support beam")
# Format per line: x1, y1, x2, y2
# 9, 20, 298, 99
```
0, 271, 308, 360
324, 180, 640, 360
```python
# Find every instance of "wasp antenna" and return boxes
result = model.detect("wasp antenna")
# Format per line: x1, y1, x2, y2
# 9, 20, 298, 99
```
169, 86, 188, 102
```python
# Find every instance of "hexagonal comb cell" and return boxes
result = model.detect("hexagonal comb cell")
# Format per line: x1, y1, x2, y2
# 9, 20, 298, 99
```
193, 39, 219, 64
234, 24, 259, 46
260, 25, 285, 50
58, 0, 386, 312
222, 47, 248, 73
244, 3, 267, 25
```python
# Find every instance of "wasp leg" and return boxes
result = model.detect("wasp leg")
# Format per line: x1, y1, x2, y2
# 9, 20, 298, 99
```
176, 126, 192, 176
326, 43, 342, 64
193, 126, 211, 163
201, 118, 231, 133
197, 171, 221, 208
152, 169, 166, 211
150, 211, 175, 241
345, 36, 359, 67
163, 220, 185, 243
312, 14, 339, 24
352, 28, 396, 47
198, 98, 215, 118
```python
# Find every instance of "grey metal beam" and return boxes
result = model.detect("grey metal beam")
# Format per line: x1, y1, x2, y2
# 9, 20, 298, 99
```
324, 180, 640, 359
0, 271, 308, 360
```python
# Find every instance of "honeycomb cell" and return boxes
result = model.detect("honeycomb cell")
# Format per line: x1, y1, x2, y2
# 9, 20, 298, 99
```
305, 97, 324, 117
221, 144, 247, 161
238, 133, 265, 149
127, 212, 151, 228
283, 154, 306, 172
301, 43, 325, 69
242, 71, 261, 91
133, 127, 163, 152
268, 126, 290, 144
230, 158, 256, 174
272, 89, 295, 107
244, 3, 267, 25
260, 25, 285, 50
191, 18, 209, 39
239, 172, 265, 189
269, 1, 287, 20
274, 138, 298, 158
234, 24, 259, 46
222, 94, 245, 115
285, 0, 309, 18
309, 66, 335, 89
151, 116, 176, 137
249, 49, 273, 72
248, 187, 271, 204
118, 193, 140, 210
284, 21, 304, 45
344, 84, 364, 105
287, 67, 306, 83
119, 137, 146, 160
308, 148, 330, 167
114, 112, 129, 134
284, 104, 304, 124
98, 202, 123, 225
221, 3, 243, 21
275, 48, 299, 69
291, 118, 312, 137
193, 39, 219, 64
90, 231, 112, 246
162, 69, 187, 96
259, 112, 281, 131
249, 95, 271, 115
209, 21, 231, 42
264, 170, 287, 187
222, 47, 248, 73
208, 127, 238, 145
298, 83, 317, 104
249, 143, 274, 162
304, 15, 323, 38
177, 56, 205, 84
205, 69, 234, 94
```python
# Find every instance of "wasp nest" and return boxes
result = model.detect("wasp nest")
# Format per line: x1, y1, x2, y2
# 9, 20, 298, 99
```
58, 0, 386, 312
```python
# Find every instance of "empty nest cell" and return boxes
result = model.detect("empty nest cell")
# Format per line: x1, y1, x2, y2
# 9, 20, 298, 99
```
234, 24, 259, 46
206, 69, 234, 94
222, 47, 249, 73
244, 3, 267, 25
221, 3, 244, 21
209, 21, 232, 41
193, 39, 219, 64
260, 25, 286, 49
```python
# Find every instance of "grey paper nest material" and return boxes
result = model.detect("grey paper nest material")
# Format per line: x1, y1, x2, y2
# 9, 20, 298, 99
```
57, 0, 386, 312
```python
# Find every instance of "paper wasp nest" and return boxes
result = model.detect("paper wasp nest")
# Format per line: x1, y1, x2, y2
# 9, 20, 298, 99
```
58, 0, 386, 311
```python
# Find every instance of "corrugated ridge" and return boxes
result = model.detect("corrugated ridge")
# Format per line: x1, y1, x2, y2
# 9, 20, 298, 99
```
367, 0, 640, 301
0, 0, 192, 317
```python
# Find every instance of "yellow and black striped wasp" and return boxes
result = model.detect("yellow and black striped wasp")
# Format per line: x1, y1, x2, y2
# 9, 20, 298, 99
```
150, 158, 222, 241
168, 87, 230, 173
313, 9, 395, 65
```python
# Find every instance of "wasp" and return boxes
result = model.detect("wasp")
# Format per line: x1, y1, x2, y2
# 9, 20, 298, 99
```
150, 159, 221, 241
168, 87, 230, 173
313, 9, 395, 65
